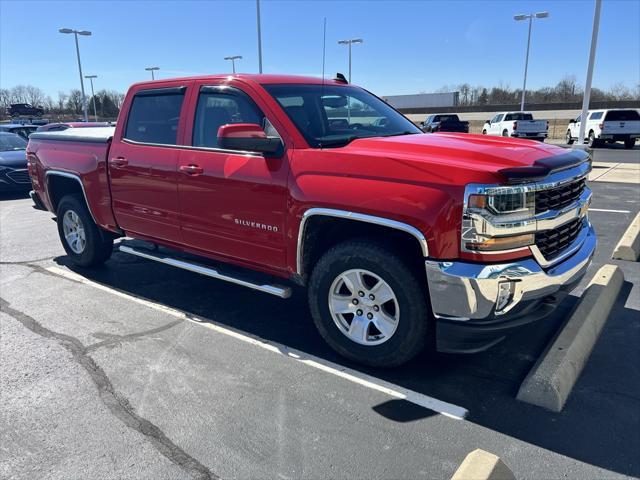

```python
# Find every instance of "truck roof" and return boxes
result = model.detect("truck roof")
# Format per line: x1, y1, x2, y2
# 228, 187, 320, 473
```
129, 73, 347, 89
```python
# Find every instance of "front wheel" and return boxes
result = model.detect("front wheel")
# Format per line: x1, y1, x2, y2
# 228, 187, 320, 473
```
56, 195, 113, 267
624, 138, 636, 149
308, 240, 430, 367
566, 130, 574, 145
482, 129, 487, 135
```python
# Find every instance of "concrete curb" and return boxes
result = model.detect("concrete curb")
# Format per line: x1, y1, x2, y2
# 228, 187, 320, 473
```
517, 264, 624, 412
612, 211, 640, 261
451, 449, 515, 480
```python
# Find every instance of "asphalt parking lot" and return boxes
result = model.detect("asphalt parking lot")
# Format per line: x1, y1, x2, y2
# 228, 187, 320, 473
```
1, 147, 639, 480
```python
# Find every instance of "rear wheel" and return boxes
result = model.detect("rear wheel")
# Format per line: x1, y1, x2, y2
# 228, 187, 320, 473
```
56, 195, 113, 267
502, 129, 509, 137
588, 131, 599, 148
624, 138, 636, 149
308, 240, 430, 367
566, 130, 574, 145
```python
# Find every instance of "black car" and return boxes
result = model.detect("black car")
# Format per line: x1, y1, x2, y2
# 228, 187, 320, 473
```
7, 103, 44, 117
421, 114, 469, 133
0, 132, 30, 191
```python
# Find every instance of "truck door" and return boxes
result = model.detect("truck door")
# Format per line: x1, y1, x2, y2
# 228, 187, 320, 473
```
108, 86, 188, 243
177, 84, 289, 271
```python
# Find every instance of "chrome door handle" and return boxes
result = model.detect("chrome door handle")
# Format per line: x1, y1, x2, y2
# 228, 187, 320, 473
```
180, 164, 204, 175
110, 157, 128, 168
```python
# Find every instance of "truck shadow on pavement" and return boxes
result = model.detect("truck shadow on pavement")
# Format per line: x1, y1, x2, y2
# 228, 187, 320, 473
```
53, 252, 640, 478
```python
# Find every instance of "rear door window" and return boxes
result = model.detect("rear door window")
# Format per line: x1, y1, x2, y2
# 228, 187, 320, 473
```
124, 88, 185, 145
605, 110, 640, 121
588, 112, 603, 120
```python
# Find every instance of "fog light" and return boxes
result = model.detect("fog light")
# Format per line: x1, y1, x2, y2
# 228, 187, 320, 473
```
496, 281, 515, 313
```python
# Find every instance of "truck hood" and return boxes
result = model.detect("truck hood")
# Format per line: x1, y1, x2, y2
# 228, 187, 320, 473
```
0, 149, 27, 168
342, 132, 585, 182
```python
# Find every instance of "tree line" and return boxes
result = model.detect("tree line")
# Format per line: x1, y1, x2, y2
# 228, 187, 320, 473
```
2, 77, 638, 119
0, 85, 124, 118
437, 76, 640, 106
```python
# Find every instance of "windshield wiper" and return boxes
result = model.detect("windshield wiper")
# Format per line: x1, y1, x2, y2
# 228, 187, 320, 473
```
318, 135, 358, 148
379, 131, 419, 138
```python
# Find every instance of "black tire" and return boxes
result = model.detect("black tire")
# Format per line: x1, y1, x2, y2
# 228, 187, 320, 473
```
56, 194, 113, 267
566, 130, 574, 145
502, 129, 509, 137
624, 138, 636, 149
482, 129, 487, 135
308, 240, 430, 367
588, 131, 599, 148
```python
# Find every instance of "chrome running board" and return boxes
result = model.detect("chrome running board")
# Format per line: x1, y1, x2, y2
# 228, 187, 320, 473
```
118, 245, 292, 299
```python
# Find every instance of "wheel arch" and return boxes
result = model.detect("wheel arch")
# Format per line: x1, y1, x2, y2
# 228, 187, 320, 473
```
46, 171, 98, 223
296, 208, 429, 279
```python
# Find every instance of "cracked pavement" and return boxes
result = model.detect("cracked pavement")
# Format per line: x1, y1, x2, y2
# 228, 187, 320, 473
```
1, 180, 639, 479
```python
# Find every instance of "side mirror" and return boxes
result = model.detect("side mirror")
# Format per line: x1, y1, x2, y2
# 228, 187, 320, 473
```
487, 120, 491, 124
217, 123, 282, 154
569, 119, 576, 123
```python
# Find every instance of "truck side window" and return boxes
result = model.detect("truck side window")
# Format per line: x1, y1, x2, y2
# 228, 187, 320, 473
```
124, 90, 185, 145
588, 112, 603, 120
193, 89, 264, 148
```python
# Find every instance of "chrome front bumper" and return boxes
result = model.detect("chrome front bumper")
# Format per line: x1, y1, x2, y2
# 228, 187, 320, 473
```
425, 221, 596, 321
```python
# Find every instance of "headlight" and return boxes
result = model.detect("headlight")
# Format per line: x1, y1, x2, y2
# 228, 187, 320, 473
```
462, 186, 536, 253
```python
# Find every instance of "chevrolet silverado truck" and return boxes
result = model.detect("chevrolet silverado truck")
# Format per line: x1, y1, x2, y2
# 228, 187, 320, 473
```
27, 74, 596, 367
483, 112, 548, 141
566, 109, 640, 149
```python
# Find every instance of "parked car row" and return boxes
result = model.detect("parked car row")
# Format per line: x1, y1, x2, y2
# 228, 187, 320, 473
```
418, 108, 638, 149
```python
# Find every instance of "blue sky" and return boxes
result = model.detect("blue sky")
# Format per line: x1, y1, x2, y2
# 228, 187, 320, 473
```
1, 0, 638, 98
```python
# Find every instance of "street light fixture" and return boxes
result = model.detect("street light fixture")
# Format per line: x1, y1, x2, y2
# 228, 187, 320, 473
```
85, 75, 98, 121
337, 38, 363, 83
224, 55, 243, 74
514, 12, 549, 111
59, 28, 92, 122
145, 66, 160, 80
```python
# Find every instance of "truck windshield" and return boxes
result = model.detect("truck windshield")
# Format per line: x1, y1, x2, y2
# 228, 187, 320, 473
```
0, 134, 27, 151
264, 84, 421, 148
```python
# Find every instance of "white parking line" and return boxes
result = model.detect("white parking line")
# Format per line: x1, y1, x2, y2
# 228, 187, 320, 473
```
590, 208, 631, 213
46, 266, 469, 420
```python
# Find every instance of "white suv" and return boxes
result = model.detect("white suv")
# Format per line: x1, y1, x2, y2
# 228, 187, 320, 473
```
566, 109, 640, 149
482, 112, 548, 141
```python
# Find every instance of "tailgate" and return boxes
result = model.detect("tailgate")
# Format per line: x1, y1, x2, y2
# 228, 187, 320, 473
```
515, 120, 546, 133
602, 120, 640, 134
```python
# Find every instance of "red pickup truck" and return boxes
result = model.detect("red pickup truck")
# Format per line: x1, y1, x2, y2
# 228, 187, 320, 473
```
27, 74, 596, 367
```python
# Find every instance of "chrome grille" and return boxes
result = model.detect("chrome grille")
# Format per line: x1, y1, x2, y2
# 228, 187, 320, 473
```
535, 218, 584, 261
6, 169, 31, 184
536, 178, 586, 213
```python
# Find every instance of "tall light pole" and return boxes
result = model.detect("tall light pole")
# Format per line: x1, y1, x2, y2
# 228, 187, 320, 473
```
59, 28, 91, 122
337, 38, 363, 83
84, 75, 98, 121
578, 0, 602, 146
145, 66, 160, 80
256, 0, 263, 73
224, 55, 242, 74
514, 12, 549, 111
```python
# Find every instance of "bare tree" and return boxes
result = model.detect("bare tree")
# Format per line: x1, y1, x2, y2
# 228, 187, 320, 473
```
56, 92, 69, 113
24, 86, 46, 106
66, 89, 83, 115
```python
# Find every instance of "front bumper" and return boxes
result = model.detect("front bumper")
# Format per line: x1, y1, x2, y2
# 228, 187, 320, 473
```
0, 167, 31, 191
425, 221, 596, 352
